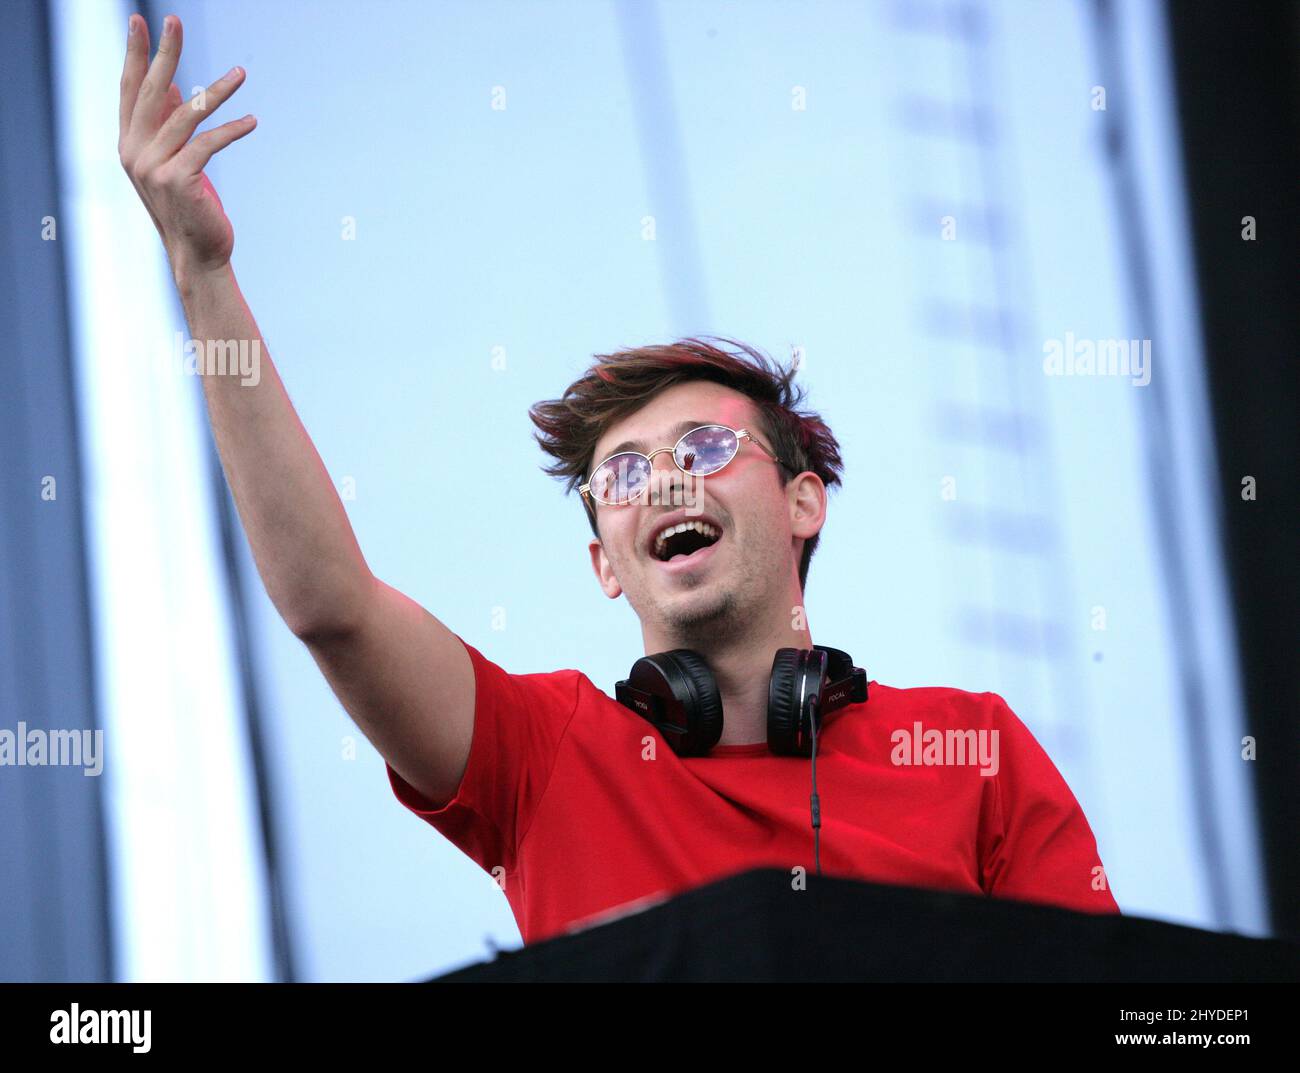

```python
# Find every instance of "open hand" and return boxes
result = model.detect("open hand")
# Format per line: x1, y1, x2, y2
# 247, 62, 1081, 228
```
118, 13, 256, 280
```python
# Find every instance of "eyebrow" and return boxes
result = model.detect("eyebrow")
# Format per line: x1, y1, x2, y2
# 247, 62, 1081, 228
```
604, 419, 714, 458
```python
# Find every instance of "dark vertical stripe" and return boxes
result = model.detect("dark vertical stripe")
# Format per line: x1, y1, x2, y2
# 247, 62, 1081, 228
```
1162, 0, 1300, 941
0, 0, 113, 982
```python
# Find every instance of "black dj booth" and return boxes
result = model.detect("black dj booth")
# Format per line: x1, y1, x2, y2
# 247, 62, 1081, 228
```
429, 868, 1300, 983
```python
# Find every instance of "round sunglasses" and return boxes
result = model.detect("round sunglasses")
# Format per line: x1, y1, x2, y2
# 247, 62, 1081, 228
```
580, 424, 789, 507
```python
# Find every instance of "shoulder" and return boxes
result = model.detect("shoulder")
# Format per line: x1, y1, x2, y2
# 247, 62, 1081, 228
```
867, 680, 1012, 729
457, 636, 589, 713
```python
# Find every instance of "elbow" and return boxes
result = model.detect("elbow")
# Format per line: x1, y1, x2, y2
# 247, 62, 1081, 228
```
281, 581, 374, 645
288, 614, 361, 647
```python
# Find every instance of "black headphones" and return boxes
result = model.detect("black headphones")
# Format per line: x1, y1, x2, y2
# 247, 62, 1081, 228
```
615, 645, 868, 757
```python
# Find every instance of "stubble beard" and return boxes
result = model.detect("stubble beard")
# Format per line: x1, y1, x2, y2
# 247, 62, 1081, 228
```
653, 546, 773, 650
621, 527, 783, 651
662, 582, 741, 648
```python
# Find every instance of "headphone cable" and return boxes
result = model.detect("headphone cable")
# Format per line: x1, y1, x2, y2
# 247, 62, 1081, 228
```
810, 698, 822, 876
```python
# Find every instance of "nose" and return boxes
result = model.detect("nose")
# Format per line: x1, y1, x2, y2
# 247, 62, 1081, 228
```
646, 446, 677, 474
645, 447, 683, 506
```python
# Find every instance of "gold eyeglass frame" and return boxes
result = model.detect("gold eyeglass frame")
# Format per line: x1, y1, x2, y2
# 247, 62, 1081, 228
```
580, 424, 790, 507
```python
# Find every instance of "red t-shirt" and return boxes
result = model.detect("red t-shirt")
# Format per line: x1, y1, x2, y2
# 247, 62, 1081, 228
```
386, 635, 1120, 945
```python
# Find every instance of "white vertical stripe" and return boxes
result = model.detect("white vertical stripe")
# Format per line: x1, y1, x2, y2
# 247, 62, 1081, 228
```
49, 0, 274, 980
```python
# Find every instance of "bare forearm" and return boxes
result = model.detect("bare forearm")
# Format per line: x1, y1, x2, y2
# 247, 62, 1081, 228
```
178, 262, 373, 638
119, 18, 372, 640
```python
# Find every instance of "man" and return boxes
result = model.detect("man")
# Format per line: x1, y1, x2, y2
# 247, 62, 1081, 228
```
118, 14, 1119, 948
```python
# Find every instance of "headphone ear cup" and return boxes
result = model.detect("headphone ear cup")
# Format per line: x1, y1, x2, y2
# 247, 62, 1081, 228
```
628, 649, 723, 756
769, 648, 829, 756
767, 649, 802, 755
661, 650, 723, 756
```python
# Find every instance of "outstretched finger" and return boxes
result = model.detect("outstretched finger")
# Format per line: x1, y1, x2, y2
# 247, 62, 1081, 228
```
153, 67, 247, 162
133, 14, 184, 134
173, 114, 258, 176
119, 14, 151, 143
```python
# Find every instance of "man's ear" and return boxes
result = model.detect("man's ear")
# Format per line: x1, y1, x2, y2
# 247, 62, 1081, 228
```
589, 537, 623, 599
788, 471, 827, 541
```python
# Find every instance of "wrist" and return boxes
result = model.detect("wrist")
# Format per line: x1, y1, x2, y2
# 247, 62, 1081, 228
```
174, 258, 234, 301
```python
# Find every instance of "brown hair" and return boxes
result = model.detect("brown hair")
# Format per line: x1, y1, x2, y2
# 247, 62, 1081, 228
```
528, 336, 844, 590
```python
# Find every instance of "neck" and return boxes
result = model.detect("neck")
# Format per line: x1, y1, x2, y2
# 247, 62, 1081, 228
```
642, 587, 814, 746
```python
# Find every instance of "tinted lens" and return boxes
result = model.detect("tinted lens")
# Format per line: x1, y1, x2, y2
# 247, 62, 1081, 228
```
675, 426, 739, 475
589, 453, 651, 503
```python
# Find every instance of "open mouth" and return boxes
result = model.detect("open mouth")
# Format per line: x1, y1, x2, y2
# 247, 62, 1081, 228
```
651, 519, 722, 563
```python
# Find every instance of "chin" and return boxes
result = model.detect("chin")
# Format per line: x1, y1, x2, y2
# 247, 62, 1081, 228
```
661, 587, 738, 636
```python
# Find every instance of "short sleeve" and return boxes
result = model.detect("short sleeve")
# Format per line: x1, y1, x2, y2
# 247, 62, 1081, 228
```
978, 694, 1120, 915
385, 635, 580, 875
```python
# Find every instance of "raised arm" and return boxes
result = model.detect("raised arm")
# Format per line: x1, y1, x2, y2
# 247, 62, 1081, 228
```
118, 13, 473, 806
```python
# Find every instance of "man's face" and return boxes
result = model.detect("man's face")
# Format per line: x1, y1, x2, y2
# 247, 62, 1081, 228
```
586, 381, 818, 645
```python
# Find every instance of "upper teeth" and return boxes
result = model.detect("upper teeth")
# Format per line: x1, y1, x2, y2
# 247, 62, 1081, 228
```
653, 520, 719, 558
